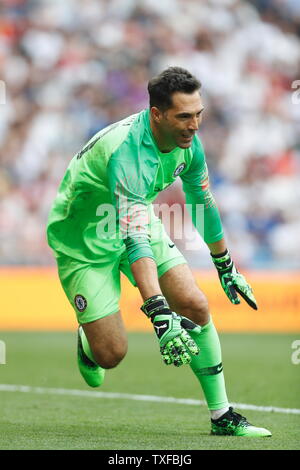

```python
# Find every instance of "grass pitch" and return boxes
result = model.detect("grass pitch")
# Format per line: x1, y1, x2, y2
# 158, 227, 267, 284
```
0, 331, 299, 450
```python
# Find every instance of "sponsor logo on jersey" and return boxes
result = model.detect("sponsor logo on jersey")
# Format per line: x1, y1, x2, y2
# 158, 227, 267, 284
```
173, 163, 186, 177
75, 295, 87, 312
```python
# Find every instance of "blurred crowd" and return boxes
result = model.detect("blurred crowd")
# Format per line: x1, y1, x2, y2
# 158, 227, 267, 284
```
0, 0, 299, 268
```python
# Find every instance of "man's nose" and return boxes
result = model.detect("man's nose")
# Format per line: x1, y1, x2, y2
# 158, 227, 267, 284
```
188, 116, 199, 131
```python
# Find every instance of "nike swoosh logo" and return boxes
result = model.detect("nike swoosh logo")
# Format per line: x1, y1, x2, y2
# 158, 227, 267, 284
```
168, 243, 175, 248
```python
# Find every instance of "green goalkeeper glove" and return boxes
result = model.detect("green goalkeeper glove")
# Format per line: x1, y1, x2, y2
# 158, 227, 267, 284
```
211, 250, 258, 310
141, 295, 201, 367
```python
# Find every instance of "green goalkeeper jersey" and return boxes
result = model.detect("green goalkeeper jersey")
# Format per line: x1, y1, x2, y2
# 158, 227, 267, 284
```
47, 109, 223, 264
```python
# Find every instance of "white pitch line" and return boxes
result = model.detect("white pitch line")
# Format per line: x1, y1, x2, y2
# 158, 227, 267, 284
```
0, 384, 299, 415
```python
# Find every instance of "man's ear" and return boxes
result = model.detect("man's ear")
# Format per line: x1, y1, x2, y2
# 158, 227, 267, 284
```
150, 106, 162, 123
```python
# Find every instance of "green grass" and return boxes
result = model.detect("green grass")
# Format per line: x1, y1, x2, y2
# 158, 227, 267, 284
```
0, 332, 299, 450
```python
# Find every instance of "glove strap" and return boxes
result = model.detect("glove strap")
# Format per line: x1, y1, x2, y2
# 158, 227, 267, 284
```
141, 295, 171, 321
211, 249, 233, 273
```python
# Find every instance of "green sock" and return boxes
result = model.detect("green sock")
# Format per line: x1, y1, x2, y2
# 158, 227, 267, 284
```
79, 326, 97, 364
188, 318, 229, 410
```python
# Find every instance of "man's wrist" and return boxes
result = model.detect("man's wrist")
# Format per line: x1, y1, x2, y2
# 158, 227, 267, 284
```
207, 238, 227, 255
130, 257, 162, 301
211, 249, 233, 273
141, 295, 171, 319
210, 249, 229, 259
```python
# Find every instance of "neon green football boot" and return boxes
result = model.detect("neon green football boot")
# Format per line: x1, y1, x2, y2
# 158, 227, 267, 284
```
211, 407, 272, 437
77, 326, 105, 388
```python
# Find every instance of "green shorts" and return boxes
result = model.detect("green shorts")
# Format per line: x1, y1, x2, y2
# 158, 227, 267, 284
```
56, 216, 186, 324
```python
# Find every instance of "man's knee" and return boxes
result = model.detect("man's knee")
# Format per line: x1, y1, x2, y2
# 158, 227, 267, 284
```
176, 291, 209, 325
82, 310, 128, 369
92, 341, 128, 369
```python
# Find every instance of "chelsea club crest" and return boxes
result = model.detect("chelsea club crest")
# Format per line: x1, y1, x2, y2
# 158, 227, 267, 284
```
173, 163, 186, 177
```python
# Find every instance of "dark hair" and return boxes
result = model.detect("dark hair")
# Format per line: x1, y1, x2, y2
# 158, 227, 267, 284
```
148, 66, 201, 111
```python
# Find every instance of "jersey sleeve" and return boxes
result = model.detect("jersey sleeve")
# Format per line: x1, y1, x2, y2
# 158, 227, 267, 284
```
180, 136, 224, 243
107, 146, 155, 265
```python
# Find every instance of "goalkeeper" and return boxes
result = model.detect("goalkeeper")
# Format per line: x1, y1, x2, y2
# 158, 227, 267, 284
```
47, 67, 271, 437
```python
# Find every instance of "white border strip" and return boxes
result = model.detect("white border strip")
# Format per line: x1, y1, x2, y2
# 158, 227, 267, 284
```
0, 384, 299, 415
